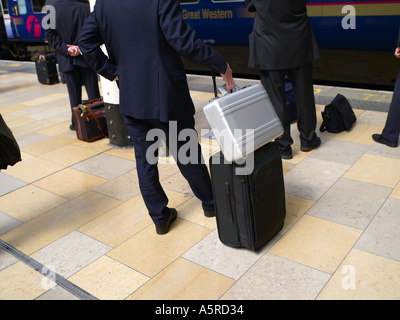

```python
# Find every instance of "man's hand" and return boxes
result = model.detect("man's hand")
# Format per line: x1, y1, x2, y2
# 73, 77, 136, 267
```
67, 45, 80, 57
395, 47, 400, 59
221, 63, 235, 91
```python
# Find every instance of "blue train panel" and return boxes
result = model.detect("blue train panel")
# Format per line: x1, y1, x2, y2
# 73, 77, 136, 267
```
3, 0, 49, 43
181, 0, 400, 52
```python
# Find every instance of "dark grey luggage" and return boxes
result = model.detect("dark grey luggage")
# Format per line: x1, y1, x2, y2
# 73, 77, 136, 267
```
34, 53, 59, 85
209, 142, 286, 251
104, 103, 133, 147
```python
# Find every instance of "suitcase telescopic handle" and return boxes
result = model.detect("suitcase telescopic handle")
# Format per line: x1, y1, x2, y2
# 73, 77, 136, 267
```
224, 182, 234, 224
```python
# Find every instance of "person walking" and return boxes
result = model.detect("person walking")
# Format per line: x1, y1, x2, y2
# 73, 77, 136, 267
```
78, 0, 234, 235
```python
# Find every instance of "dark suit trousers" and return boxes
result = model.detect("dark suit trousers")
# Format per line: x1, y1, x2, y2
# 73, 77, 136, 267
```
382, 69, 400, 143
123, 115, 214, 228
260, 63, 318, 150
64, 66, 101, 123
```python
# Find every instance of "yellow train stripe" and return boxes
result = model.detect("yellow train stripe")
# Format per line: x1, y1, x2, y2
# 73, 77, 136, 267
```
307, 4, 400, 17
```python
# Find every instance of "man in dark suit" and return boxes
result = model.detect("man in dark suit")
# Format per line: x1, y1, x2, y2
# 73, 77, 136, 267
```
245, 0, 321, 159
78, 0, 234, 235
45, 0, 101, 130
372, 27, 400, 148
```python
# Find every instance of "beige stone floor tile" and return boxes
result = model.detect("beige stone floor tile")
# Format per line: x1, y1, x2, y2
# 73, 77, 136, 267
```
6, 116, 36, 129
33, 168, 107, 200
318, 249, 400, 300
269, 215, 363, 274
333, 123, 383, 145
92, 169, 141, 202
1, 109, 30, 123
105, 147, 136, 161
31, 231, 112, 278
68, 256, 149, 300
107, 219, 211, 277
36, 121, 71, 136
21, 135, 75, 157
0, 103, 30, 114
183, 229, 271, 281
0, 185, 68, 222
23, 93, 68, 107
3, 157, 65, 183
177, 196, 217, 230
222, 253, 331, 300
281, 194, 315, 234
344, 154, 400, 188
0, 262, 49, 300
78, 195, 152, 248
390, 182, 400, 199
0, 192, 121, 255
72, 137, 113, 153
39, 145, 100, 167
12, 117, 69, 138
79, 190, 190, 248
127, 258, 234, 300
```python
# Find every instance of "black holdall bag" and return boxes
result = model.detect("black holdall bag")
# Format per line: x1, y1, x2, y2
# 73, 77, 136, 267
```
320, 94, 356, 133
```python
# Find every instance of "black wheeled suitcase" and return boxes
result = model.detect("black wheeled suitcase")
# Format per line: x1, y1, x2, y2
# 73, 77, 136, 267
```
209, 142, 286, 251
34, 53, 59, 85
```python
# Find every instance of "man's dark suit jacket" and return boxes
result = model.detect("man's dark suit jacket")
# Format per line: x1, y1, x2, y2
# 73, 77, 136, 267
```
245, 0, 319, 70
78, 0, 227, 122
45, 0, 92, 73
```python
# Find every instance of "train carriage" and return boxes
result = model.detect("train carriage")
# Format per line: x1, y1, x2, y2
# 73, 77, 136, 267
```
1, 0, 400, 87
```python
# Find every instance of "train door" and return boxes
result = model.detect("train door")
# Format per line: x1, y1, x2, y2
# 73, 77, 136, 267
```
4, 0, 26, 39
1, 0, 18, 39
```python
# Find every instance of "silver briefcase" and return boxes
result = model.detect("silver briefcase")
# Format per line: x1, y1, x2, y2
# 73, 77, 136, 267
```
203, 83, 283, 162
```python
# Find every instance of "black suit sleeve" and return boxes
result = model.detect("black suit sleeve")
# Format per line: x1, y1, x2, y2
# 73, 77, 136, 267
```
158, 0, 227, 74
78, 11, 117, 81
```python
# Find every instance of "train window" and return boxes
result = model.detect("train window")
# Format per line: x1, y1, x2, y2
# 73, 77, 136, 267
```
17, 0, 27, 15
180, 0, 199, 3
32, 0, 46, 13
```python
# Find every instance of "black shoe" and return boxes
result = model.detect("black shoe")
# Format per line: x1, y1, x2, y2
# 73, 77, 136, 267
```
301, 137, 321, 152
70, 124, 76, 131
279, 147, 293, 160
204, 210, 216, 218
156, 209, 177, 235
372, 134, 398, 148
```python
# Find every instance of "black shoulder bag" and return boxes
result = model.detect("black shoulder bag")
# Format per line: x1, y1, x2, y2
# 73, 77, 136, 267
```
320, 94, 357, 133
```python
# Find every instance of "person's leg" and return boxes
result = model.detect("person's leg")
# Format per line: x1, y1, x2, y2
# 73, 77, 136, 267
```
80, 67, 101, 101
123, 116, 173, 229
381, 70, 400, 145
287, 63, 320, 151
260, 69, 293, 158
151, 118, 215, 215
63, 69, 82, 128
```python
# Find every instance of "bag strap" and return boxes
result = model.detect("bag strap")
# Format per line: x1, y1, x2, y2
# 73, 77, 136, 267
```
319, 106, 331, 132
80, 105, 107, 137
224, 182, 234, 224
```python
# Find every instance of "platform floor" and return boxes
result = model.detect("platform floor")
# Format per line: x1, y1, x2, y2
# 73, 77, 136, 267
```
0, 61, 399, 300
